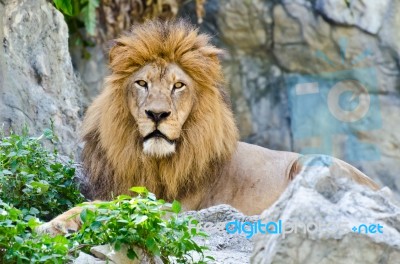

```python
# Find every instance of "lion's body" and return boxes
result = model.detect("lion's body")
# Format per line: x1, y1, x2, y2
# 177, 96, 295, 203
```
39, 20, 379, 235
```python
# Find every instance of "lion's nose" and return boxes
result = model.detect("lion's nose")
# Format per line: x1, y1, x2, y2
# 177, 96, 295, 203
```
145, 110, 171, 123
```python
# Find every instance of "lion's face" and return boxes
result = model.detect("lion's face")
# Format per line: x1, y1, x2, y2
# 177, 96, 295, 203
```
127, 62, 195, 157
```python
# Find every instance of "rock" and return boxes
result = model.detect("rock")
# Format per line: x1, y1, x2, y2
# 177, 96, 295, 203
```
73, 252, 107, 264
379, 0, 400, 57
315, 0, 391, 34
215, 1, 293, 151
90, 244, 162, 264
0, 0, 83, 155
70, 45, 109, 105
90, 245, 136, 264
252, 155, 400, 264
183, 204, 258, 263
269, 0, 400, 195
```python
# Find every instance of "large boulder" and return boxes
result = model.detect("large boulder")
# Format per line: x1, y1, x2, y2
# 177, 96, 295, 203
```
252, 156, 400, 264
0, 0, 83, 155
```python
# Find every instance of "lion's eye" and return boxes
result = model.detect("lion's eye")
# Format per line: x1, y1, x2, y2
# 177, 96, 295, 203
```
135, 80, 148, 88
173, 82, 185, 90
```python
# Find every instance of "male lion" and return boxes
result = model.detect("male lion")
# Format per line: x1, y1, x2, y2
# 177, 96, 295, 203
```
40, 20, 379, 235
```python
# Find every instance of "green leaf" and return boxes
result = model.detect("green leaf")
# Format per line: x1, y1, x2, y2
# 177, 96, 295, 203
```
80, 209, 88, 223
116, 195, 131, 200
127, 247, 138, 260
172, 200, 181, 214
14, 236, 23, 244
53, 0, 74, 16
2, 169, 13, 175
129, 186, 148, 195
39, 255, 53, 261
114, 241, 121, 251
134, 215, 148, 225
96, 216, 111, 222
30, 181, 50, 194
29, 207, 40, 215
43, 128, 54, 140
27, 217, 39, 229
90, 221, 102, 231
80, 0, 99, 36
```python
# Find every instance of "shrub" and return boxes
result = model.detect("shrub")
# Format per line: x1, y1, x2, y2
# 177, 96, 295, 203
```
0, 201, 72, 263
72, 187, 213, 263
0, 128, 85, 221
0, 130, 211, 263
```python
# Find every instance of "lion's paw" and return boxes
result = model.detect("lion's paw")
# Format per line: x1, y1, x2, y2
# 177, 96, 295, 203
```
36, 207, 83, 236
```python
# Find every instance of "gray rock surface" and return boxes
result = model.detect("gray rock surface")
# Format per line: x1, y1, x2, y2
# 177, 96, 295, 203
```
71, 45, 109, 105
183, 204, 258, 264
315, 0, 391, 34
252, 156, 400, 264
74, 252, 107, 264
73, 244, 164, 264
0, 0, 83, 155
89, 244, 161, 264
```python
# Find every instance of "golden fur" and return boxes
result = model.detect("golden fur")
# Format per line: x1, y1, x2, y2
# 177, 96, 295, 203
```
80, 20, 239, 201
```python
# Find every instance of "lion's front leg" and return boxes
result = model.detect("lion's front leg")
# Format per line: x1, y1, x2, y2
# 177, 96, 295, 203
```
36, 207, 83, 236
36, 202, 97, 236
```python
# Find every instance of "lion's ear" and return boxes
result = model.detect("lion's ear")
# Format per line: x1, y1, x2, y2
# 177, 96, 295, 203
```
199, 46, 225, 60
108, 39, 125, 65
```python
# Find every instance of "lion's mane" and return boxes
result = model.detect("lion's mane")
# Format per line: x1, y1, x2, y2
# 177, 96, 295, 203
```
80, 20, 239, 201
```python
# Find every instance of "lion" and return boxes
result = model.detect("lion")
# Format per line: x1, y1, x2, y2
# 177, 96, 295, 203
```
39, 20, 379, 235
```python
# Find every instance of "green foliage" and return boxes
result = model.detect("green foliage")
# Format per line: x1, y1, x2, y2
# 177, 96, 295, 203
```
0, 187, 211, 263
53, 0, 73, 16
72, 187, 213, 263
51, 0, 99, 36
50, 0, 99, 58
0, 128, 85, 221
0, 130, 212, 263
0, 201, 72, 263
80, 0, 100, 36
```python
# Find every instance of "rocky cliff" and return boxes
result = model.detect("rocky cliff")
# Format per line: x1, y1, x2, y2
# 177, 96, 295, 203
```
0, 0, 83, 155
